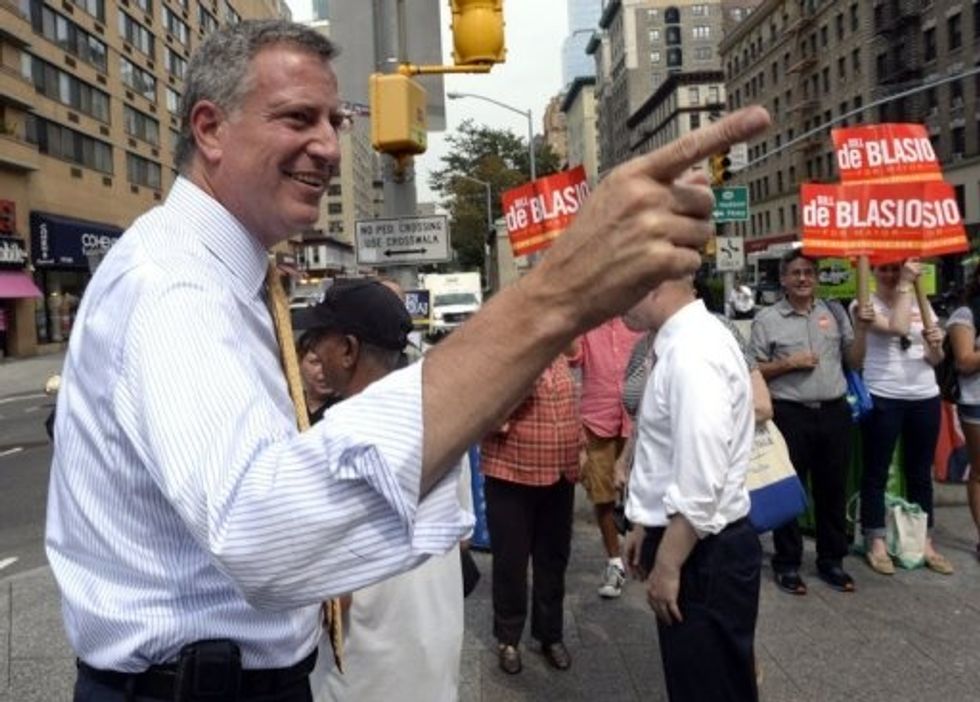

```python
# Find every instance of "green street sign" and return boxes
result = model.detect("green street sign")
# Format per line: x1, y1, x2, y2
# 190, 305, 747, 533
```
712, 186, 749, 223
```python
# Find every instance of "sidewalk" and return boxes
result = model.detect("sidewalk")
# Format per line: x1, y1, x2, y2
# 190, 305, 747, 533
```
2, 488, 979, 701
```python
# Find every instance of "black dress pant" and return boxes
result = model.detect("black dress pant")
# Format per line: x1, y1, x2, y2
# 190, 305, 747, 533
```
771, 397, 852, 571
484, 475, 575, 646
640, 519, 762, 702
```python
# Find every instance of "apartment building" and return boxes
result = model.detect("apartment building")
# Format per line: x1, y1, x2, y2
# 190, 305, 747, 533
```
560, 75, 600, 185
543, 93, 569, 166
721, 0, 980, 254
589, 1, 755, 173
0, 0, 285, 356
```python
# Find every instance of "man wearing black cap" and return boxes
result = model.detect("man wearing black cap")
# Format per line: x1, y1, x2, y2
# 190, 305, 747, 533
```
296, 279, 414, 411
301, 279, 469, 702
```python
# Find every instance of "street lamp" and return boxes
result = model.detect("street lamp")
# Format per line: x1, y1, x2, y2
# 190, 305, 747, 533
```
447, 91, 537, 181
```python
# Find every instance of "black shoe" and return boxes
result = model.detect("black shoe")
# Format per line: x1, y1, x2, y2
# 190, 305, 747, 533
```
817, 564, 855, 593
498, 644, 522, 674
541, 641, 572, 671
773, 570, 807, 595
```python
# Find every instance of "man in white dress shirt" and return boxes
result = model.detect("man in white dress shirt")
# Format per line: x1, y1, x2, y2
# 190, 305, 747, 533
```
623, 277, 761, 702
45, 18, 770, 700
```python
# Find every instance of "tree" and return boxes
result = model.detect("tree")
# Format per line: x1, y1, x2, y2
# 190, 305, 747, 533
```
429, 119, 561, 271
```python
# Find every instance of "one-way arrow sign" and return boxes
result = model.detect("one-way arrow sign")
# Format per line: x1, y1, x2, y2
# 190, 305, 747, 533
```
356, 215, 451, 266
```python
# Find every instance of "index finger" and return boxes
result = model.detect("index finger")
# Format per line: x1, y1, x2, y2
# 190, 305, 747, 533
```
630, 106, 771, 182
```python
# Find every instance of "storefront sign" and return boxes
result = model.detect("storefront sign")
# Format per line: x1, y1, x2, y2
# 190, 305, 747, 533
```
30, 212, 123, 269
0, 236, 27, 268
502, 166, 590, 257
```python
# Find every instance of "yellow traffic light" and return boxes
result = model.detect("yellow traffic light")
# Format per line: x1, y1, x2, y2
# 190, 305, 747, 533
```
450, 0, 506, 65
370, 73, 428, 155
710, 150, 732, 186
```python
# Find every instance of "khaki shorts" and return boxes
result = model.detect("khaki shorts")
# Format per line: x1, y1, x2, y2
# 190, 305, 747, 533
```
580, 427, 625, 505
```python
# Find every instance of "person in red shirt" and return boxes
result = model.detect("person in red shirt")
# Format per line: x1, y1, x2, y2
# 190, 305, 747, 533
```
568, 317, 644, 598
481, 347, 581, 676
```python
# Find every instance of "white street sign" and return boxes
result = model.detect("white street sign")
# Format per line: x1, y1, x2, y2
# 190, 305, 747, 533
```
728, 142, 749, 173
355, 215, 451, 266
715, 236, 745, 272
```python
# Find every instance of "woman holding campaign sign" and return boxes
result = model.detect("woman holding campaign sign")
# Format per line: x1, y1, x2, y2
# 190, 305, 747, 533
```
851, 260, 952, 576
946, 264, 980, 563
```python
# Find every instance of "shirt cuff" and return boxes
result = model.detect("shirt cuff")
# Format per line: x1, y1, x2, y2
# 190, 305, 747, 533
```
663, 485, 727, 538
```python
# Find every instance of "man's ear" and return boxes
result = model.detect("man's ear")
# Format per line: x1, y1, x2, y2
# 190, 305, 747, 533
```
188, 100, 226, 165
342, 335, 360, 369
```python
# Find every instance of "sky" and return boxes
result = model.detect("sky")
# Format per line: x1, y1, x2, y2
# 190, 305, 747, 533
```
284, 0, 569, 204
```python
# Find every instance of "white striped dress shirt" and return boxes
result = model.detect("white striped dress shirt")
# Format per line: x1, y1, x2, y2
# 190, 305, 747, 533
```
45, 177, 472, 672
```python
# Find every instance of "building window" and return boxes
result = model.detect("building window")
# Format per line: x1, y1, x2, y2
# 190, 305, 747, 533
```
666, 25, 682, 44
651, 50, 662, 63
198, 4, 219, 35
327, 203, 342, 215
649, 29, 661, 43
328, 184, 341, 196
68, 0, 104, 21
118, 11, 155, 58
124, 105, 160, 145
708, 86, 719, 103
162, 5, 190, 45
127, 152, 162, 189
837, 57, 846, 79
691, 4, 707, 16
25, 114, 113, 173
23, 55, 111, 123
120, 57, 156, 101
951, 79, 964, 103
850, 3, 859, 31
665, 6, 680, 24
694, 46, 712, 60
852, 48, 861, 72
28, 1, 108, 73
692, 26, 710, 40
952, 127, 966, 156
820, 25, 828, 47
223, 1, 240, 24
822, 67, 830, 93
131, 0, 151, 13
166, 86, 180, 114
164, 47, 187, 80
689, 113, 700, 130
667, 48, 682, 67
948, 13, 962, 50
836, 12, 844, 39
688, 87, 700, 104
924, 27, 936, 62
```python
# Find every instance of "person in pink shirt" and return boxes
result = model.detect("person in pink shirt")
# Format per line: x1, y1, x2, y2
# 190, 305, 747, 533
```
569, 317, 644, 598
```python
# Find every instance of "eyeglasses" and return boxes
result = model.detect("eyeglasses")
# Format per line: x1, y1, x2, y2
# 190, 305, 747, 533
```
786, 269, 816, 279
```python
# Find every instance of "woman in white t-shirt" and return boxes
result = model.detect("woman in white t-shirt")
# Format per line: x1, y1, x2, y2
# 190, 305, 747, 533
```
946, 263, 980, 562
851, 260, 951, 575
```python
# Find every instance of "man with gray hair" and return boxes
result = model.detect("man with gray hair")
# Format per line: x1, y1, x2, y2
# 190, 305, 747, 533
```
46, 19, 770, 700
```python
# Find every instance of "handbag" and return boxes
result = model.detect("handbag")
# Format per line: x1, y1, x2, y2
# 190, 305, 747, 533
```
844, 368, 873, 422
745, 420, 808, 533
884, 495, 928, 569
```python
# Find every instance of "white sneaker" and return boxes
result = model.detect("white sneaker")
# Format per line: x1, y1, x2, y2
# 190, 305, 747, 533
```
597, 563, 625, 598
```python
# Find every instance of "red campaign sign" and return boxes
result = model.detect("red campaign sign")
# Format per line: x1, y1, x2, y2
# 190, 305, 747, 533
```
502, 166, 590, 257
831, 123, 942, 184
801, 181, 968, 262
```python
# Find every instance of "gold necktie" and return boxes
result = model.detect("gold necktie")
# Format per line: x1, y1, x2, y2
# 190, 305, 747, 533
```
265, 260, 345, 673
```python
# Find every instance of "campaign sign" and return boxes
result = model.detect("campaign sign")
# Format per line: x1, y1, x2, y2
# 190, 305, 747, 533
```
801, 181, 968, 261
404, 288, 431, 328
502, 166, 590, 257
832, 123, 942, 184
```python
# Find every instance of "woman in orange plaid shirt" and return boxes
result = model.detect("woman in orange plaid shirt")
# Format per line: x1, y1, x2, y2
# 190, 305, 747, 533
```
481, 343, 582, 676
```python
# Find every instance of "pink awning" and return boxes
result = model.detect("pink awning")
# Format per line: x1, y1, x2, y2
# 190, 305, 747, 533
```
0, 271, 43, 298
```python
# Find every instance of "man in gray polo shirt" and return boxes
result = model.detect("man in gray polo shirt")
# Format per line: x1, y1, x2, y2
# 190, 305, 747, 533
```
751, 249, 872, 595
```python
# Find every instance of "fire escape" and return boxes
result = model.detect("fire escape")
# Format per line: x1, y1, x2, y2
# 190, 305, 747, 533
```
872, 0, 925, 122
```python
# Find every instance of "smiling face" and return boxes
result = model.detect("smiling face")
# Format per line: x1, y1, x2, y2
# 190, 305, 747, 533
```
299, 349, 332, 404
873, 263, 902, 292
204, 45, 343, 246
781, 255, 816, 305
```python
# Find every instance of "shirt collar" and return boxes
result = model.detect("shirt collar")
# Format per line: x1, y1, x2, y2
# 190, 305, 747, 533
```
775, 297, 818, 317
166, 177, 271, 298
653, 298, 705, 358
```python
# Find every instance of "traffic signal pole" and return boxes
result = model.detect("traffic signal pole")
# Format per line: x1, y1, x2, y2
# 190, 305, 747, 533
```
372, 0, 419, 291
